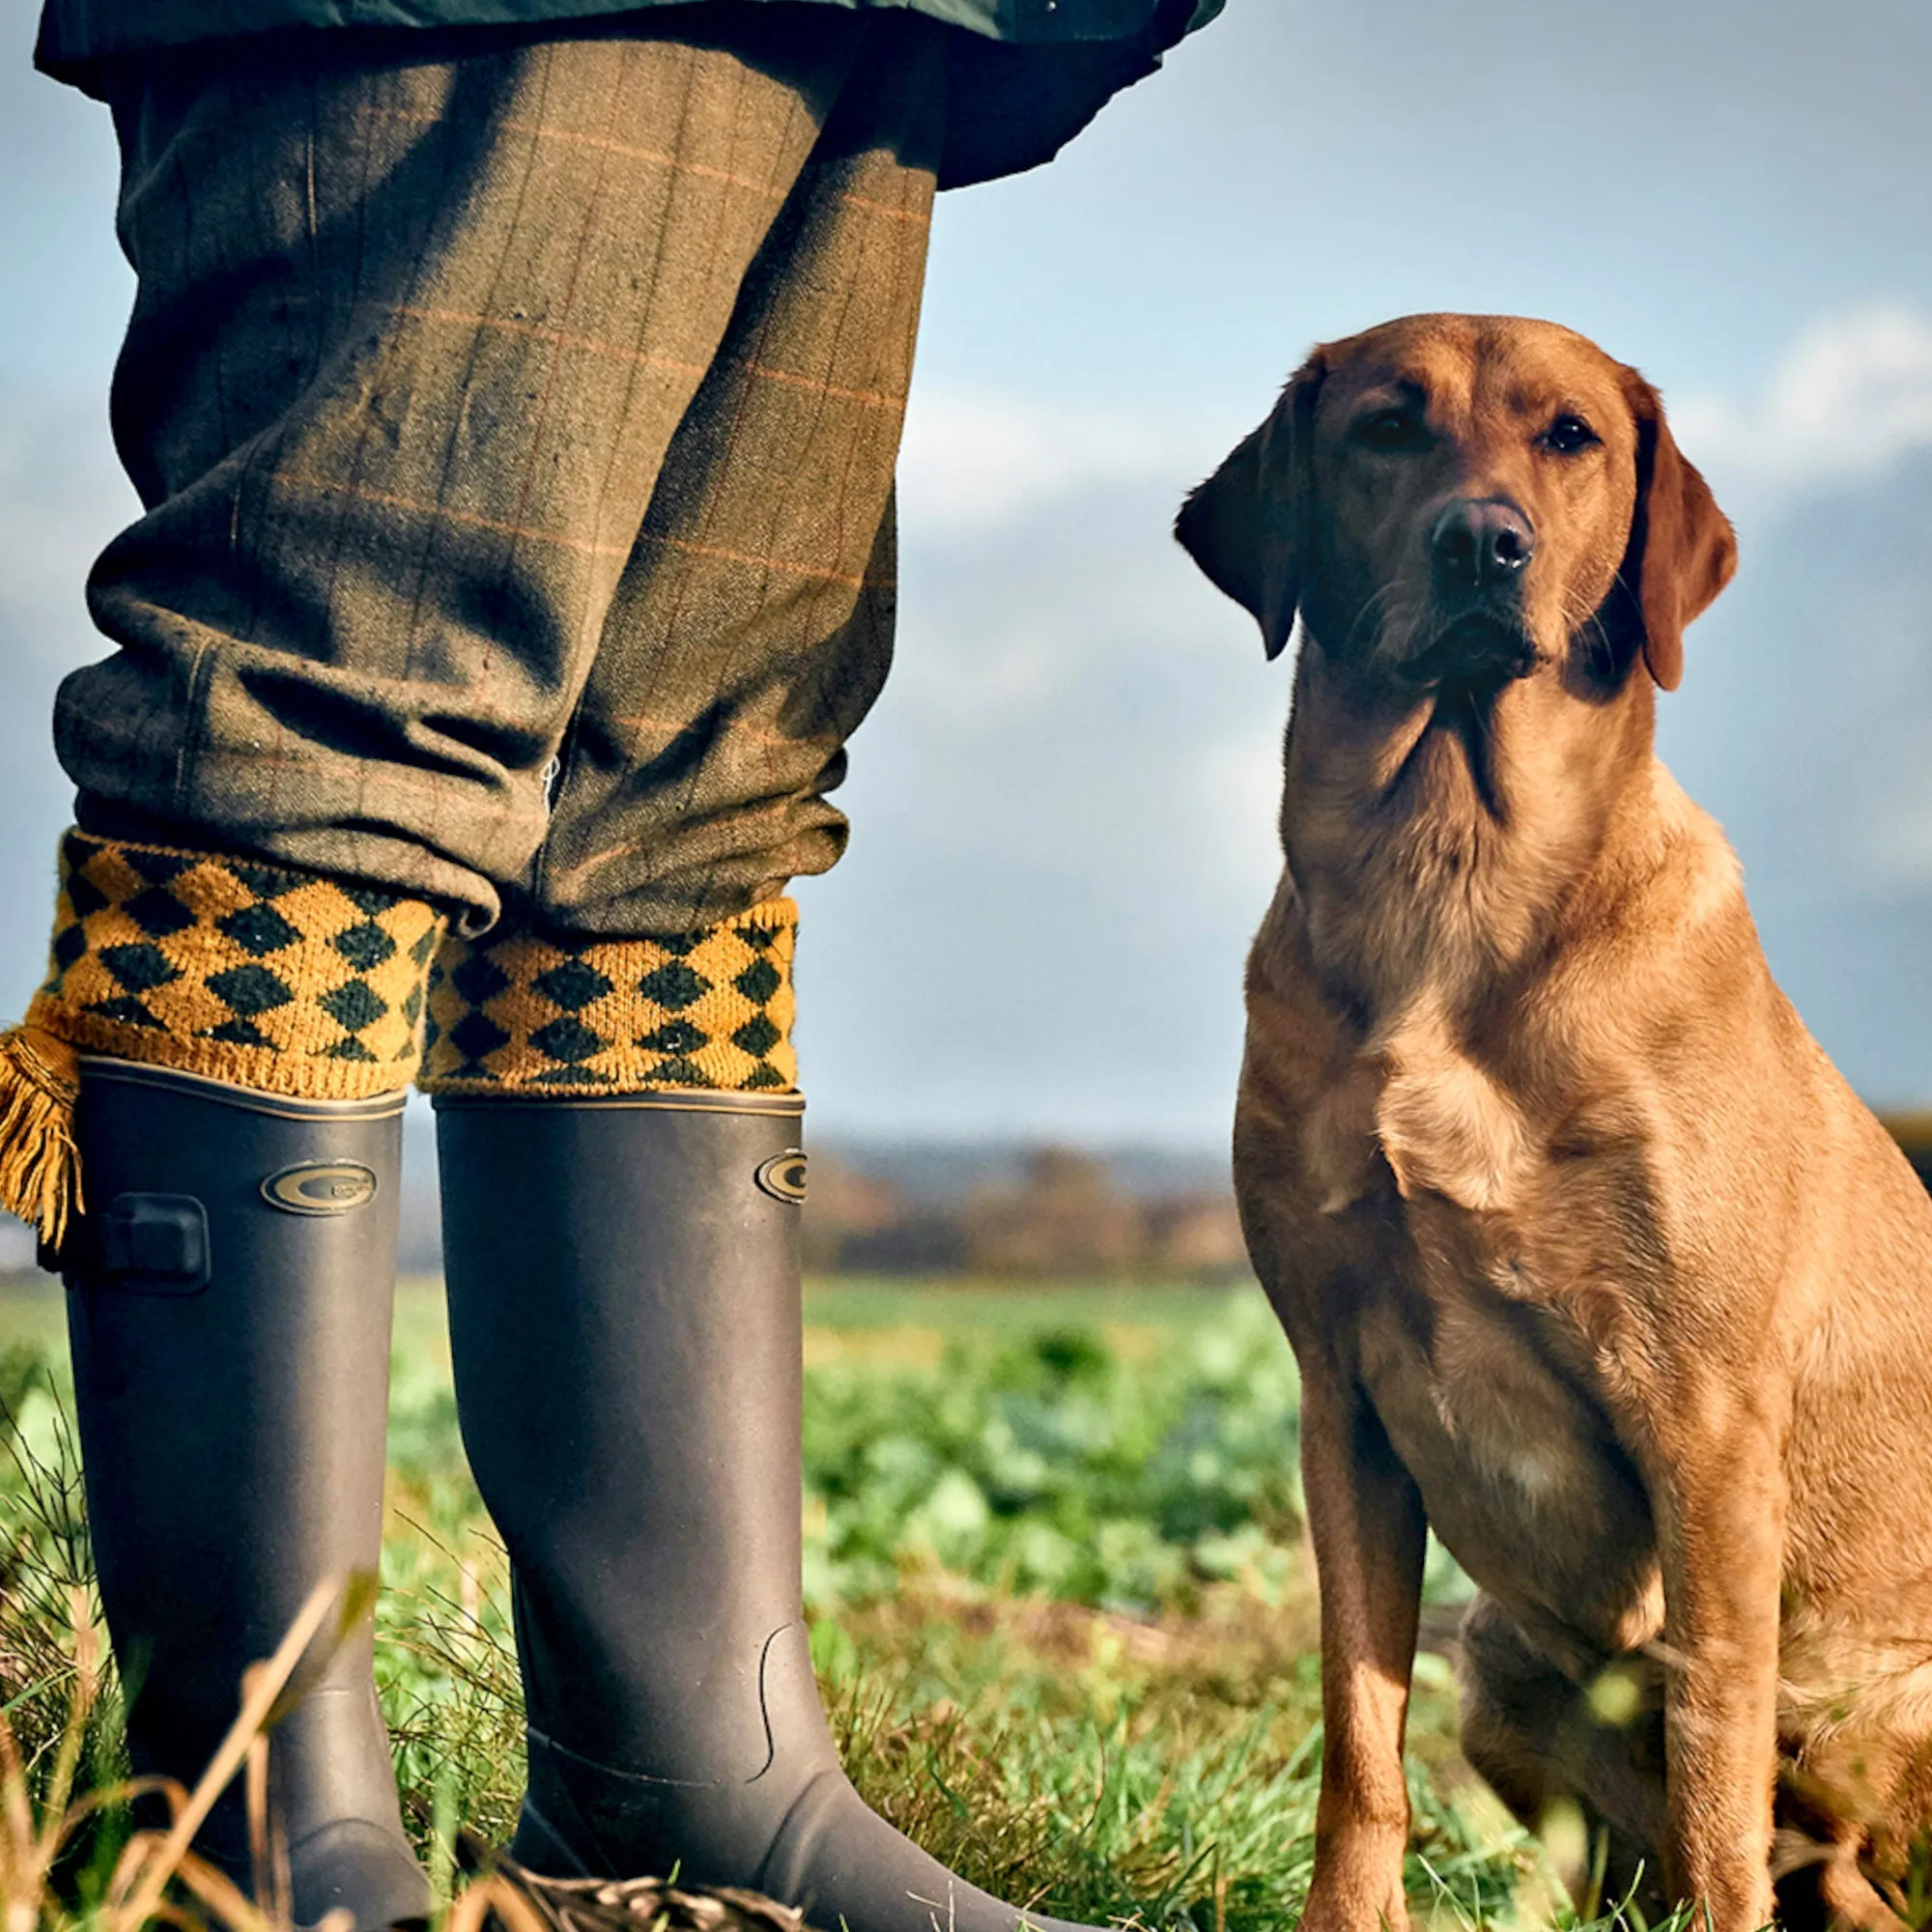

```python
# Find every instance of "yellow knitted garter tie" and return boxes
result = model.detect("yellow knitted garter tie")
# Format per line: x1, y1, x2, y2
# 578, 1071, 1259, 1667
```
0, 831, 445, 1246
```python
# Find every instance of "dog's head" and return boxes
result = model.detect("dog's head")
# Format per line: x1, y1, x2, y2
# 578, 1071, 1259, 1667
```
1176, 314, 1736, 696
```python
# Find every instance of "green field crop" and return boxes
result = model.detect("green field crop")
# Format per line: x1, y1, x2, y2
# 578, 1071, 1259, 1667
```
0, 1279, 1677, 1931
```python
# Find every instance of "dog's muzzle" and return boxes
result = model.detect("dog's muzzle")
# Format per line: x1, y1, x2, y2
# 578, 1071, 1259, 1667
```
1396, 612, 1541, 692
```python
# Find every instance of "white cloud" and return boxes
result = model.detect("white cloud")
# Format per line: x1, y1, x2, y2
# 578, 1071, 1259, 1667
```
1674, 305, 1932, 516
912, 309, 1932, 543
896, 388, 1208, 532
1195, 733, 1284, 902
0, 394, 137, 1038
0, 389, 134, 667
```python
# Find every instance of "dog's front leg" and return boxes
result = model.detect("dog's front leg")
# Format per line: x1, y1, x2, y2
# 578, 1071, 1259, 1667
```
1297, 1356, 1428, 1932
1639, 1389, 1789, 1932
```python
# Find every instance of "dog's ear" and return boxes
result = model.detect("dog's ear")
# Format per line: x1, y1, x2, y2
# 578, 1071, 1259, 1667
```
1176, 354, 1326, 661
1619, 372, 1737, 692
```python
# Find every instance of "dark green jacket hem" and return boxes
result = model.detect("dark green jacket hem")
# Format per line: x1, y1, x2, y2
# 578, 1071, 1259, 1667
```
36, 0, 1223, 186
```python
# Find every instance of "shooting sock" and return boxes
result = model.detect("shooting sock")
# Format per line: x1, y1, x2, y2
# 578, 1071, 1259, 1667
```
0, 829, 444, 1245
418, 898, 798, 1097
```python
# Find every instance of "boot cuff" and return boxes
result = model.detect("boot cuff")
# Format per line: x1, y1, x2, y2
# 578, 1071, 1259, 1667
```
419, 899, 798, 1097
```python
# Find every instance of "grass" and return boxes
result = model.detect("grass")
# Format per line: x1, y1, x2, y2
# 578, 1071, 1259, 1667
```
0, 1276, 1677, 1931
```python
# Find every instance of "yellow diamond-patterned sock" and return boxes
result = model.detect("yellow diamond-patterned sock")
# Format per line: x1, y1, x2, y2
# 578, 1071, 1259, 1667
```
0, 829, 446, 1244
419, 899, 798, 1096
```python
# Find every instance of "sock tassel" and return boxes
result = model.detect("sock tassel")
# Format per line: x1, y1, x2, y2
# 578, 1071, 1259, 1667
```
0, 1024, 81, 1251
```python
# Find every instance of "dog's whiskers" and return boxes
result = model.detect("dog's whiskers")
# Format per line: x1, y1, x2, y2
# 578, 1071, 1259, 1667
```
1560, 582, 1620, 678
1341, 581, 1410, 664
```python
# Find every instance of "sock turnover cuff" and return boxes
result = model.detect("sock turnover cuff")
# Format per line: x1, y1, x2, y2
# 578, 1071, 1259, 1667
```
0, 830, 444, 1242
418, 898, 799, 1097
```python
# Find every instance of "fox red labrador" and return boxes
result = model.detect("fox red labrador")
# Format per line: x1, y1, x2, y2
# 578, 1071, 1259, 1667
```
1177, 313, 1932, 1932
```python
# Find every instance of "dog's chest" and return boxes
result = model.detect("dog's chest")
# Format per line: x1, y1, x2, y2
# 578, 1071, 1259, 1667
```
1304, 1006, 1532, 1218
1305, 1011, 1665, 1649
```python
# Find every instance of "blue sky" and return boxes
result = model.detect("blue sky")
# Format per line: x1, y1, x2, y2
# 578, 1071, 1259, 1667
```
3, 0, 1931, 1148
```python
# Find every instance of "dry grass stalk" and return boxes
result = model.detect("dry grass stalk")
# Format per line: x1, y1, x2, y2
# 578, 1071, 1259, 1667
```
446, 1870, 551, 1932
1, 1586, 99, 1932
474, 1856, 815, 1932
107, 1577, 346, 1932
0, 1576, 659, 1932
0, 1575, 447, 1932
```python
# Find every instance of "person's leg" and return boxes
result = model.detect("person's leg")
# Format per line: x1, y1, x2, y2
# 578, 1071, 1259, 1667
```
58, 9, 866, 928
427, 24, 1099, 1928
439, 1088, 1113, 1932
65, 1058, 424, 1932
26, 835, 444, 1930
3, 19, 874, 1923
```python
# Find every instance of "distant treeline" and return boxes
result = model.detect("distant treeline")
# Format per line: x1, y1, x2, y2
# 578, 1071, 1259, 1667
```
801, 1144, 1249, 1280
5, 1116, 1926, 1283
1884, 1114, 1932, 1192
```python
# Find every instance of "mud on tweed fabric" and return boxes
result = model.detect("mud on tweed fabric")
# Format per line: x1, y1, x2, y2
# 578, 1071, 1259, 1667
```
422, 897, 797, 1094
59, 8, 942, 944
0, 833, 443, 1244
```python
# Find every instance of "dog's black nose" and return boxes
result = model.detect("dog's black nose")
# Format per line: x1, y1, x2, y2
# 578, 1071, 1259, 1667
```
1431, 498, 1535, 588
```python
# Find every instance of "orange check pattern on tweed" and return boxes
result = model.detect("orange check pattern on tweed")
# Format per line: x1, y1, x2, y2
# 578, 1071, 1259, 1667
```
28, 831, 443, 1096
57, 31, 940, 940
420, 899, 797, 1094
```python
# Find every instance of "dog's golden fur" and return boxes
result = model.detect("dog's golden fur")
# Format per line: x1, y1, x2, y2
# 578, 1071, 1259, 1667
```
1177, 314, 1932, 1932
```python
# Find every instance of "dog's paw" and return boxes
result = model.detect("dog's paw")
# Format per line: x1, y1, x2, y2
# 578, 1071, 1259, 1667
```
1296, 1868, 1409, 1932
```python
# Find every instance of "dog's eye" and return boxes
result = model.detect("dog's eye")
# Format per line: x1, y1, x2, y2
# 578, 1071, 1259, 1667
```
1355, 410, 1422, 452
1542, 413, 1600, 454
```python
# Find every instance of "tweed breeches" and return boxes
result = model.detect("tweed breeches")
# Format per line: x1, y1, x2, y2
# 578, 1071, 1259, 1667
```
61, 4, 944, 944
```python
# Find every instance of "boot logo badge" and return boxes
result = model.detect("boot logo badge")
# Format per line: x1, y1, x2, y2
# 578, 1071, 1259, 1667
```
261, 1161, 380, 1216
754, 1150, 809, 1206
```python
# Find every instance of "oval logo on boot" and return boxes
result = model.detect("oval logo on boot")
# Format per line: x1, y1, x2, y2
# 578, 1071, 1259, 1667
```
261, 1161, 380, 1216
754, 1150, 809, 1206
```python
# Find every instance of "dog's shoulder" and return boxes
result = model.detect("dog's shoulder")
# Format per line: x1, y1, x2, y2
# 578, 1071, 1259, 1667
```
1529, 758, 1758, 1056
1609, 760, 1746, 958
1238, 872, 1380, 1212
